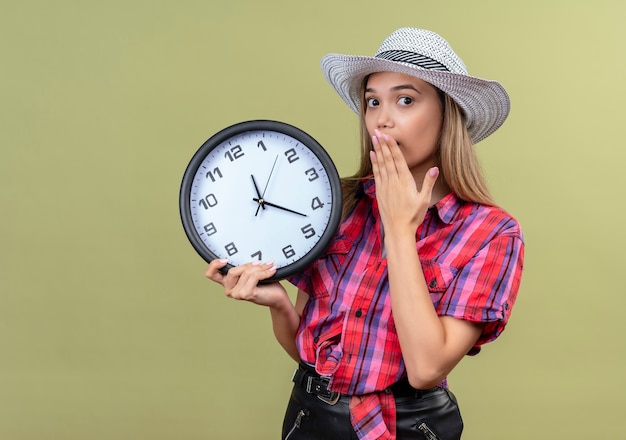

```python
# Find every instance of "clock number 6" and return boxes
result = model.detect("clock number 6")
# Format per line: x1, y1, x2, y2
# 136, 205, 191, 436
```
282, 245, 296, 259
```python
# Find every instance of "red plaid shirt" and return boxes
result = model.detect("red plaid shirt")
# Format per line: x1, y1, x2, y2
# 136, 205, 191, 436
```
288, 178, 524, 439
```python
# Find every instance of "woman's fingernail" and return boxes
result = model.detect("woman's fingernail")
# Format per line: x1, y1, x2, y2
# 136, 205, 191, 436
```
429, 167, 439, 177
252, 260, 262, 266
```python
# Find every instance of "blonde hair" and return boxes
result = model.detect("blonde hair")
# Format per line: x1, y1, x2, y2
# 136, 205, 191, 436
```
341, 78, 496, 219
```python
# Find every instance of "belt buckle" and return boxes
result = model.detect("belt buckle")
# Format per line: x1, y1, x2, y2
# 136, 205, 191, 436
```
317, 390, 340, 405
306, 376, 340, 405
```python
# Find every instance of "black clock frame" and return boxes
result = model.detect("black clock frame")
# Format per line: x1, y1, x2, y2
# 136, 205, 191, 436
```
179, 120, 343, 281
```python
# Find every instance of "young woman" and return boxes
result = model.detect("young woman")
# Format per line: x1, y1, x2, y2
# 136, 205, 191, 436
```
205, 28, 524, 440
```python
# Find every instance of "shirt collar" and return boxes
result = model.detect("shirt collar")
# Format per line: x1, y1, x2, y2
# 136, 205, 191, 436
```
433, 192, 464, 224
361, 178, 464, 225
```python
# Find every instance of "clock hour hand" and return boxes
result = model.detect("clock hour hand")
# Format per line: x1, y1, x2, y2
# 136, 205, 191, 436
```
251, 175, 265, 216
252, 198, 307, 217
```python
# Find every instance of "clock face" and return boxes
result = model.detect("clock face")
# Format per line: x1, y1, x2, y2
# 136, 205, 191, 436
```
179, 120, 342, 281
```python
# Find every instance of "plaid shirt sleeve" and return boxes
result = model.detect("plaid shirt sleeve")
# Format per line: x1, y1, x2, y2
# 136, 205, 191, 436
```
432, 227, 525, 353
287, 266, 311, 295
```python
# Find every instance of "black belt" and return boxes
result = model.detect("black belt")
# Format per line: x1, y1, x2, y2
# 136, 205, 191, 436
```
292, 362, 440, 405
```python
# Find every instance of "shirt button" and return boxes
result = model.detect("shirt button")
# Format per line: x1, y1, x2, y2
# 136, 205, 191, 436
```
313, 336, 319, 343
355, 309, 363, 318
429, 279, 437, 288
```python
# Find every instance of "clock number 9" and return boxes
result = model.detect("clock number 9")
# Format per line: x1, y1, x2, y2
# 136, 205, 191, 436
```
203, 222, 217, 236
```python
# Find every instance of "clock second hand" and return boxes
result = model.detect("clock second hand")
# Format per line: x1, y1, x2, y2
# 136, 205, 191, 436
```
260, 155, 279, 198
252, 198, 308, 217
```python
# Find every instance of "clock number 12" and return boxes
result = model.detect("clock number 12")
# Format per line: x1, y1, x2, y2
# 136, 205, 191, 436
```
224, 145, 244, 162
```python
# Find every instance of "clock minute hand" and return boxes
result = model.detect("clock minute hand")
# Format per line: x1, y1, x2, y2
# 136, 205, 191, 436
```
252, 198, 307, 217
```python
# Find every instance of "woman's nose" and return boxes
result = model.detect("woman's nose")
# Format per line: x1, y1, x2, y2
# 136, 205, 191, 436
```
376, 106, 393, 128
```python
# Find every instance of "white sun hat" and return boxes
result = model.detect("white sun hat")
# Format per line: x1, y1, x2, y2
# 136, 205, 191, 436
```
321, 28, 510, 143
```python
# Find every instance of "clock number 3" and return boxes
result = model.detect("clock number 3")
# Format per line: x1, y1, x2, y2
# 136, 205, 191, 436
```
305, 167, 319, 181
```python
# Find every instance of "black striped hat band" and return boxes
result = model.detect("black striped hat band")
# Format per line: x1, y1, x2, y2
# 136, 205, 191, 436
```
376, 50, 450, 72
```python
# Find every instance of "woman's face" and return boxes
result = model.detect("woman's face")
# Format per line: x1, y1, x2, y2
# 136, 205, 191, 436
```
364, 72, 443, 171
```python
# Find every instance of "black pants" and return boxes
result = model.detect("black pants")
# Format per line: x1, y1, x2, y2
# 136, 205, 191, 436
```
282, 381, 464, 440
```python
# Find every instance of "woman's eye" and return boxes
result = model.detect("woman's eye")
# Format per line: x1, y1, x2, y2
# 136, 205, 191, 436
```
366, 97, 379, 107
398, 96, 413, 106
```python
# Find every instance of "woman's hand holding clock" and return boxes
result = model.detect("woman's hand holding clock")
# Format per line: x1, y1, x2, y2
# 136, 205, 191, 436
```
205, 258, 289, 307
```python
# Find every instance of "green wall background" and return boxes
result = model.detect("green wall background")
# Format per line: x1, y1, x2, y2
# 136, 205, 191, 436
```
1, 1, 624, 439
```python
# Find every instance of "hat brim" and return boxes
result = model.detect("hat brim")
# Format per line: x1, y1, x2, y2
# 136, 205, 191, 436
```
321, 54, 510, 144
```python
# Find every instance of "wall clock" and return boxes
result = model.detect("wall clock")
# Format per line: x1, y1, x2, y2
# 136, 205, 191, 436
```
179, 120, 342, 281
